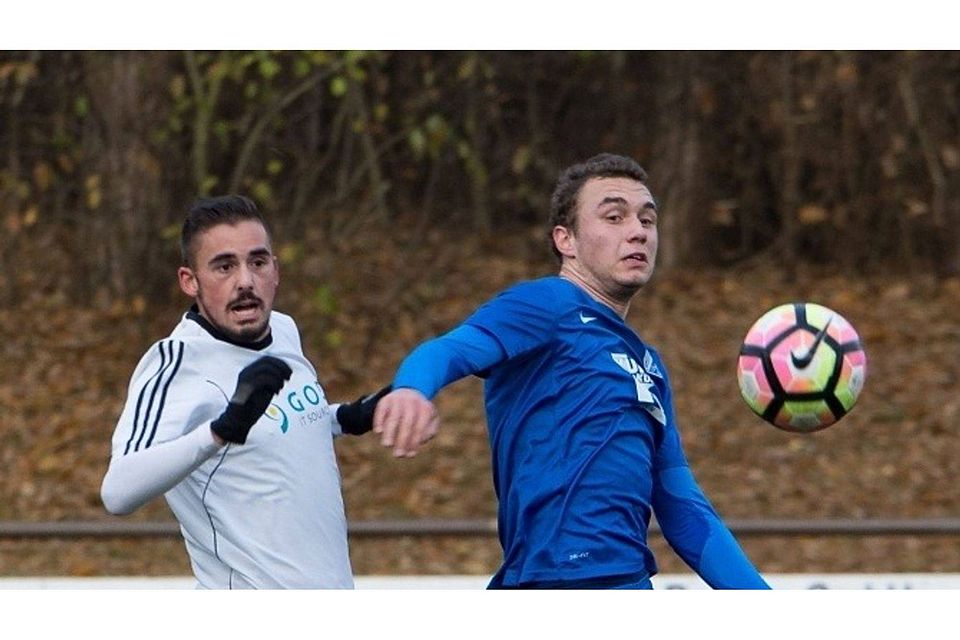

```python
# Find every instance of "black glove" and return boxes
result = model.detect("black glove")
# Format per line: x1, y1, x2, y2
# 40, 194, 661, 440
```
336, 385, 392, 435
211, 356, 293, 444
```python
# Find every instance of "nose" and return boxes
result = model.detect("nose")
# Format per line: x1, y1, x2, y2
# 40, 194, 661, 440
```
235, 263, 256, 290
625, 216, 648, 244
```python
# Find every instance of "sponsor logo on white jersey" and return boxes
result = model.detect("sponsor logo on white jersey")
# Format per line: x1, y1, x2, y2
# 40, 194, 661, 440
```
264, 381, 330, 433
209, 378, 330, 436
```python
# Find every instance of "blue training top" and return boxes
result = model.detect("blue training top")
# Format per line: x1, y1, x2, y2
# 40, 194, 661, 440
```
393, 276, 769, 589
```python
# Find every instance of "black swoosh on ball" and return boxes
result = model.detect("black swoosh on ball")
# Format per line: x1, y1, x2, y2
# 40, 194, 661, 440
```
791, 314, 834, 369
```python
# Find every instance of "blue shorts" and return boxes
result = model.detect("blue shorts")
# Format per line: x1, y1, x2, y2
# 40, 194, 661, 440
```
504, 571, 653, 590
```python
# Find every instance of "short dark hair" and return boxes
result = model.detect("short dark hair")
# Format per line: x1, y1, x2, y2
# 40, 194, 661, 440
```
180, 195, 271, 266
548, 153, 649, 259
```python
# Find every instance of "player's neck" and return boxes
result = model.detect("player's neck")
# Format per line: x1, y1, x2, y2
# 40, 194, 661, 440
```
558, 267, 632, 319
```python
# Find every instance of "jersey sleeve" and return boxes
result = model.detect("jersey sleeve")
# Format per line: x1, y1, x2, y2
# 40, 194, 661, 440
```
102, 340, 225, 515
101, 421, 222, 515
650, 362, 769, 589
391, 281, 559, 398
652, 466, 770, 589
462, 280, 561, 360
651, 357, 686, 469
652, 353, 770, 589
111, 339, 220, 456
393, 325, 505, 399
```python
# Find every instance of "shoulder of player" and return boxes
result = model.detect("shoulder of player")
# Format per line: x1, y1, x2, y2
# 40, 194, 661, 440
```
131, 337, 181, 367
493, 276, 569, 307
123, 336, 191, 402
148, 309, 306, 367
512, 276, 622, 327
266, 310, 305, 351
268, 309, 298, 335
136, 323, 232, 374
641, 345, 671, 384
134, 334, 225, 378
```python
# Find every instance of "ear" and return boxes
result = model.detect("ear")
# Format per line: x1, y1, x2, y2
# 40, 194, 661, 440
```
552, 225, 577, 259
178, 266, 199, 298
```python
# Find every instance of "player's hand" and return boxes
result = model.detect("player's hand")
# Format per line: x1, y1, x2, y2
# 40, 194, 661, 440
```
373, 388, 439, 458
211, 356, 293, 445
336, 385, 392, 435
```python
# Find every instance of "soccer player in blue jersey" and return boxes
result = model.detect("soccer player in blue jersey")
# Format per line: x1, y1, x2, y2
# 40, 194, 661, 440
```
373, 153, 770, 589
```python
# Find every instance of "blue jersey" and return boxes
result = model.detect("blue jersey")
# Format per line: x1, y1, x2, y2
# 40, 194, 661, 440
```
394, 276, 768, 589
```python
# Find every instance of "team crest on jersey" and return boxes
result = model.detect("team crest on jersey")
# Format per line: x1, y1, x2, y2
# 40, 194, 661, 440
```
611, 352, 667, 425
642, 350, 663, 378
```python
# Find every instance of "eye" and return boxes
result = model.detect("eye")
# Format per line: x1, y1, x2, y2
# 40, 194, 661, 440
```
215, 262, 233, 273
640, 214, 658, 228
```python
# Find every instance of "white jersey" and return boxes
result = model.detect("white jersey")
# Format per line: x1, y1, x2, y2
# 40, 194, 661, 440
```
103, 308, 353, 589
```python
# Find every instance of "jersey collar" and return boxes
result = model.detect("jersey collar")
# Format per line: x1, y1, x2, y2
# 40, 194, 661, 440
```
186, 305, 273, 351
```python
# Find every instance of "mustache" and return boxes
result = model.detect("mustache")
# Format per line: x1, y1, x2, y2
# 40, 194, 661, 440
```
227, 292, 263, 310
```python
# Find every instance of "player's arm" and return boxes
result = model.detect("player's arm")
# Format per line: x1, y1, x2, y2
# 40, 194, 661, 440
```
101, 424, 224, 515
652, 463, 770, 589
376, 280, 560, 457
332, 385, 393, 436
101, 355, 292, 515
374, 324, 506, 457
648, 364, 769, 589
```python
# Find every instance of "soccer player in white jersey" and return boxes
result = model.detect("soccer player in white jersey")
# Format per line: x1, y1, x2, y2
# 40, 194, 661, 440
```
101, 195, 385, 589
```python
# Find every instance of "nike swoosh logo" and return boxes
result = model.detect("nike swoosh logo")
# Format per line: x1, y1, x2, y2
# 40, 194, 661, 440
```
791, 314, 834, 369
579, 312, 597, 324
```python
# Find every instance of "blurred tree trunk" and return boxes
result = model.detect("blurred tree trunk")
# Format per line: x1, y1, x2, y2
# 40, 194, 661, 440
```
0, 54, 38, 305
291, 87, 347, 227
838, 52, 864, 274
184, 51, 228, 196
609, 51, 630, 143
346, 75, 390, 224
651, 52, 703, 270
650, 53, 684, 270
462, 51, 491, 232
896, 52, 960, 277
81, 51, 169, 301
778, 52, 800, 282
882, 53, 917, 275
943, 56, 960, 278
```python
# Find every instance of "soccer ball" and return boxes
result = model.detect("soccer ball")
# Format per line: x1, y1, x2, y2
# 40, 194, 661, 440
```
737, 302, 867, 433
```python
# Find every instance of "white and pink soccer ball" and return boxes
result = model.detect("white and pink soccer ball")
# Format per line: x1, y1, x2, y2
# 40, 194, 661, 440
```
737, 303, 867, 433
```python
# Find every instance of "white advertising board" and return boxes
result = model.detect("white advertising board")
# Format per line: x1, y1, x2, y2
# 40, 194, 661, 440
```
1, 573, 958, 589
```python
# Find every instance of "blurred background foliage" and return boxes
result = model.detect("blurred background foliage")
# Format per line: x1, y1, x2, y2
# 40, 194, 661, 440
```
3, 50, 960, 310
